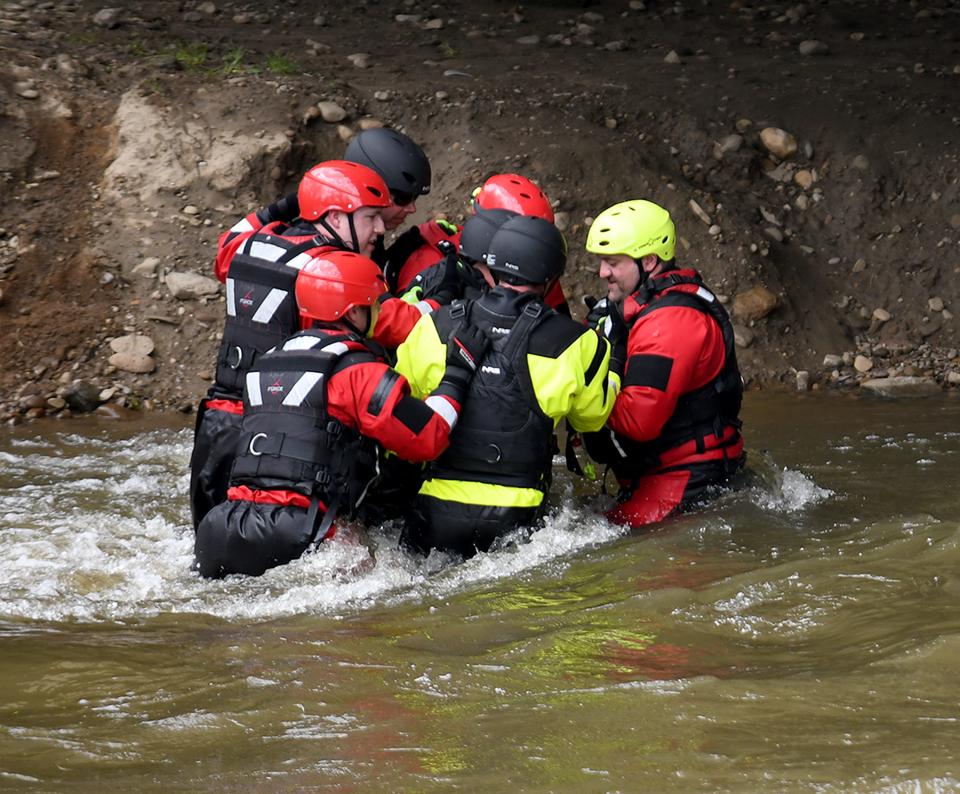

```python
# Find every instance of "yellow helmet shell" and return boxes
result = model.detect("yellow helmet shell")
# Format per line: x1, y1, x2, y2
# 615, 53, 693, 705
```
586, 199, 676, 262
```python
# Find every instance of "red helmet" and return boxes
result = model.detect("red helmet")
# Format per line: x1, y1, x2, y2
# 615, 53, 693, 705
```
472, 173, 555, 222
298, 160, 391, 221
295, 251, 387, 323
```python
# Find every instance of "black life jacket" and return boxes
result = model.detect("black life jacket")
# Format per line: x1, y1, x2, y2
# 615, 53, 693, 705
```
429, 294, 556, 491
229, 337, 380, 526
587, 271, 743, 476
213, 233, 331, 398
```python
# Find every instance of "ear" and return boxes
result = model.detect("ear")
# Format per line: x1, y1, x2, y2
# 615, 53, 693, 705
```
344, 305, 370, 330
640, 254, 660, 271
324, 209, 347, 235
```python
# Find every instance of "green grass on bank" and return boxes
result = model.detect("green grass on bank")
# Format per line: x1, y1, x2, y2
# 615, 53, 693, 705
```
123, 40, 300, 77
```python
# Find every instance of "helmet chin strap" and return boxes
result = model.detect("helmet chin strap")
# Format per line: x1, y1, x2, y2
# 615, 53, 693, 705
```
346, 212, 360, 253
317, 216, 346, 248
634, 259, 654, 304
317, 212, 361, 252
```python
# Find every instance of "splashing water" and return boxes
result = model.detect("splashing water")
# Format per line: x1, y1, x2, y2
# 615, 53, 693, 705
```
0, 423, 830, 625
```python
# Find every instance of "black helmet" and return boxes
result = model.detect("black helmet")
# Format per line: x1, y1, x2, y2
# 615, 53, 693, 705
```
458, 208, 518, 264
344, 127, 431, 204
485, 215, 567, 285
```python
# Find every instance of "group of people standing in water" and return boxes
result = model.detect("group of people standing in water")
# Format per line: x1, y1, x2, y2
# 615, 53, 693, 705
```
188, 127, 745, 579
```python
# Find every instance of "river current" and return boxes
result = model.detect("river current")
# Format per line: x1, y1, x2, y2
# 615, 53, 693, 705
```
0, 393, 957, 791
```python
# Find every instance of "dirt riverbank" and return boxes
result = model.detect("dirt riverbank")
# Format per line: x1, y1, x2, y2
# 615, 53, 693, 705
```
1, 0, 958, 422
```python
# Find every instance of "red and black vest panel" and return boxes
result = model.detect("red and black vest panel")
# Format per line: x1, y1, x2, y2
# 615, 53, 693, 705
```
213, 234, 328, 398
228, 345, 379, 514
428, 292, 556, 491
589, 273, 743, 476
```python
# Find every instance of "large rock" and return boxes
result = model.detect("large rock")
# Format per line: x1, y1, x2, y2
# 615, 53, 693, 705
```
713, 134, 743, 160
860, 376, 940, 397
688, 199, 712, 226
732, 286, 779, 322
822, 353, 843, 368
132, 256, 160, 277
110, 334, 155, 356
798, 40, 829, 56
109, 351, 156, 374
733, 323, 755, 348
104, 89, 291, 200
759, 127, 798, 160
64, 381, 102, 413
166, 271, 220, 300
92, 8, 123, 28
317, 101, 347, 122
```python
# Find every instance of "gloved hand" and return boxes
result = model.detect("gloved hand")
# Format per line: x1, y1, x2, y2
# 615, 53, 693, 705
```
436, 218, 458, 236
582, 426, 627, 465
583, 295, 610, 332
437, 321, 489, 401
260, 192, 300, 223
447, 322, 489, 376
605, 302, 628, 379
384, 225, 425, 269
421, 240, 463, 304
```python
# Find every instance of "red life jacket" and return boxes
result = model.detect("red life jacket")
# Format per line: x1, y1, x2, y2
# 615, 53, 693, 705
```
586, 270, 743, 478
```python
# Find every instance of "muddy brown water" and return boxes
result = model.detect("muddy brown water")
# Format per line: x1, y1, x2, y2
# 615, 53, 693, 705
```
0, 393, 958, 792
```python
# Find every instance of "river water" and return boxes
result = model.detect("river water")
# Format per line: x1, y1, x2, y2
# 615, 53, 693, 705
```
0, 393, 957, 792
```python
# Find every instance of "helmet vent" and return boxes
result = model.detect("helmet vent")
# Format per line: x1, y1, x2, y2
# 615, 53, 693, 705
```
367, 186, 383, 197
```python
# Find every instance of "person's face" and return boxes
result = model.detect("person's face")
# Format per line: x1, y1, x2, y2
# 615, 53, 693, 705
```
381, 194, 417, 230
344, 303, 379, 336
351, 207, 386, 255
598, 254, 642, 303
325, 208, 386, 256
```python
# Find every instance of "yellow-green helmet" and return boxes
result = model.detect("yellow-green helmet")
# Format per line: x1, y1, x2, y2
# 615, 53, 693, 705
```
586, 199, 676, 262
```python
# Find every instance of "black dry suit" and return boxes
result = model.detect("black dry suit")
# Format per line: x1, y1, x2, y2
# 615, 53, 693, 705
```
193, 339, 379, 579
407, 291, 557, 556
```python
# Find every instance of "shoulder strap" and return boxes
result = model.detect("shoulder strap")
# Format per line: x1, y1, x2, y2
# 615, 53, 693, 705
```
434, 298, 473, 342
501, 300, 549, 363
239, 232, 326, 264
636, 289, 710, 321
632, 271, 705, 309
448, 298, 469, 321
277, 237, 328, 264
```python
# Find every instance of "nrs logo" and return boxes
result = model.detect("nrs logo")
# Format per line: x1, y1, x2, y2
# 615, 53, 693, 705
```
481, 365, 501, 375
239, 289, 255, 309
490, 326, 511, 335
266, 377, 284, 395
